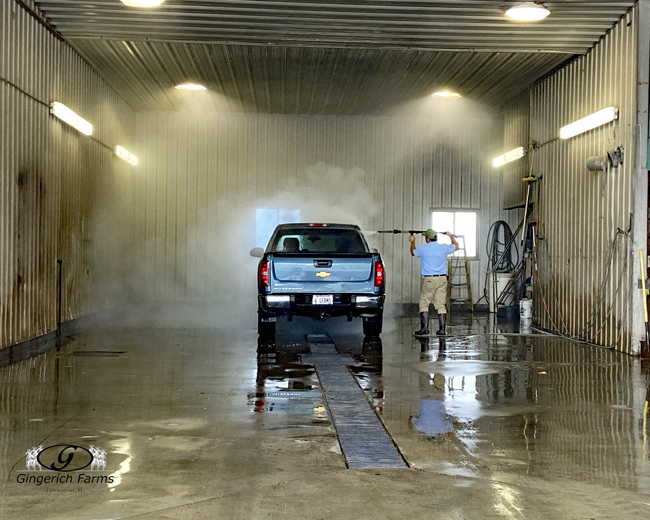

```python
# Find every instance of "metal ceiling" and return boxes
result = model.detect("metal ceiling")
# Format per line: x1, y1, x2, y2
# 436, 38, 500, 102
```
29, 0, 638, 113
68, 41, 570, 113
34, 1, 635, 53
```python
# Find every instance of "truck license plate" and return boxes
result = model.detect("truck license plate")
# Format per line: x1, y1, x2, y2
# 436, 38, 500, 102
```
313, 295, 333, 305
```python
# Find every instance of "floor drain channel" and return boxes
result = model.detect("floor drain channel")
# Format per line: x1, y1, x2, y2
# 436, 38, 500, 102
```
304, 334, 407, 469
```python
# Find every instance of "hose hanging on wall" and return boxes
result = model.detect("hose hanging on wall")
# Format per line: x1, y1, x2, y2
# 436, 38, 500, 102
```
486, 221, 517, 272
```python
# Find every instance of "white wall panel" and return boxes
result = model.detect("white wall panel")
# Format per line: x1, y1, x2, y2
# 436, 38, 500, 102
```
134, 111, 511, 307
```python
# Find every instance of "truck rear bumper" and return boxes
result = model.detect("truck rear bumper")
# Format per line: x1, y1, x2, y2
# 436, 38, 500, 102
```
258, 294, 384, 320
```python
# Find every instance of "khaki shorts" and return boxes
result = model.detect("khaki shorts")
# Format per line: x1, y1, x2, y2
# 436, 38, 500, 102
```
419, 276, 447, 314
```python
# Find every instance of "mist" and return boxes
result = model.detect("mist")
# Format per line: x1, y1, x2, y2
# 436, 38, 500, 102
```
86, 96, 503, 332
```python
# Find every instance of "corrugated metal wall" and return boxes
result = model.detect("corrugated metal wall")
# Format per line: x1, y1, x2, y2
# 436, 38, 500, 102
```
502, 7, 639, 352
134, 110, 512, 306
502, 89, 531, 210
1, 0, 136, 349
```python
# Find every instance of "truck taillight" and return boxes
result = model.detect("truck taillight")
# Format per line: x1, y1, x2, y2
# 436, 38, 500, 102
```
374, 261, 385, 287
259, 260, 270, 287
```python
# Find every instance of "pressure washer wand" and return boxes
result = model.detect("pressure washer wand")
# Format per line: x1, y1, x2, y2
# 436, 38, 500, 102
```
376, 229, 427, 235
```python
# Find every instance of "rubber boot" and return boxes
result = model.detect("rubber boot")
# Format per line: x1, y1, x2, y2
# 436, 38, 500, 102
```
414, 312, 429, 336
436, 314, 447, 336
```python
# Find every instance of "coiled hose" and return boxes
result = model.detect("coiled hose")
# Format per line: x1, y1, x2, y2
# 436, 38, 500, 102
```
476, 221, 519, 306
486, 221, 517, 272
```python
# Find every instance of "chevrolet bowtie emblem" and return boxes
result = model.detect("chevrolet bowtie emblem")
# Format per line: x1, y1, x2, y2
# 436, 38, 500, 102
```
315, 271, 331, 278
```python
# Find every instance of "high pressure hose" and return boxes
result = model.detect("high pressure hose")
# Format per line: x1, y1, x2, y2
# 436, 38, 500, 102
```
486, 221, 517, 272
476, 221, 520, 306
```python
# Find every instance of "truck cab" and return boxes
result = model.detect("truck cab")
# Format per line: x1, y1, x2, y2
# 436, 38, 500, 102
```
251, 223, 385, 336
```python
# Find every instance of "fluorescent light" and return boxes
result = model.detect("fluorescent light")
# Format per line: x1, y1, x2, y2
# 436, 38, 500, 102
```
115, 146, 138, 166
560, 107, 619, 139
175, 83, 207, 91
50, 102, 92, 136
433, 90, 461, 98
505, 2, 550, 21
121, 0, 164, 7
492, 147, 525, 167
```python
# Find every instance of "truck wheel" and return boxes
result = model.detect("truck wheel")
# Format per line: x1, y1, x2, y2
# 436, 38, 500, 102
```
363, 314, 383, 336
258, 313, 276, 337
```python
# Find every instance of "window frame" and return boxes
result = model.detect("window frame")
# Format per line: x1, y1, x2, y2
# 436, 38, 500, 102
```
430, 209, 478, 259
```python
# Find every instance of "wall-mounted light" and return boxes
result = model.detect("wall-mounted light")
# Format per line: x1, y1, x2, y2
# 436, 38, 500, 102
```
492, 147, 525, 167
121, 0, 164, 7
175, 83, 207, 91
115, 146, 138, 166
50, 102, 93, 136
586, 156, 607, 172
505, 2, 550, 21
586, 147, 624, 172
560, 107, 618, 139
432, 90, 461, 98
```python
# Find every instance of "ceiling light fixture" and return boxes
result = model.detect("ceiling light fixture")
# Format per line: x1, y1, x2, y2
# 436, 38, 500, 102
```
505, 2, 550, 22
50, 102, 93, 136
121, 0, 165, 7
492, 147, 525, 168
559, 107, 618, 139
432, 90, 461, 98
115, 146, 139, 166
175, 83, 207, 91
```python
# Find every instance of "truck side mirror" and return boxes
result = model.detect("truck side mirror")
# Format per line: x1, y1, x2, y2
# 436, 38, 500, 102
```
250, 247, 264, 258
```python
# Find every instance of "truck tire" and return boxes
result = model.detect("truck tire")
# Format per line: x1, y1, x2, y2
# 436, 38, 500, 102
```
258, 313, 276, 337
363, 314, 383, 337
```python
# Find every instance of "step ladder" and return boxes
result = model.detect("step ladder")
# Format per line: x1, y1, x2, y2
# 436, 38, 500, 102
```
447, 235, 474, 312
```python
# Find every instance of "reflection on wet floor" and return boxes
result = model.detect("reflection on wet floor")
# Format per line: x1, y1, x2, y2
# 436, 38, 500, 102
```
350, 315, 650, 492
1, 313, 650, 519
250, 337, 328, 421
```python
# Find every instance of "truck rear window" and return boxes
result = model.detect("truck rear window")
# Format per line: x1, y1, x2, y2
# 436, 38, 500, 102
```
269, 229, 368, 254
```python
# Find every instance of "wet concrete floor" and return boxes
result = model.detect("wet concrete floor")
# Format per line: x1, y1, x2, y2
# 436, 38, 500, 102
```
1, 313, 650, 519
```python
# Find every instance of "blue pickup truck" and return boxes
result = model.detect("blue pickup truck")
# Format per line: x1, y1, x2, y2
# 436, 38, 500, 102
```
250, 223, 386, 337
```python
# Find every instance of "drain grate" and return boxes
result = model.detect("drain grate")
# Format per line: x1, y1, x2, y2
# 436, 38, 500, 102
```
304, 335, 407, 469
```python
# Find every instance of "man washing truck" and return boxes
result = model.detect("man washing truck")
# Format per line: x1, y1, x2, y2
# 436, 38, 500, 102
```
409, 229, 459, 336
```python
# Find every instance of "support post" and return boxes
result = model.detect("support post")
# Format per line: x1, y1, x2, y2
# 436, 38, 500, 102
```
632, 0, 650, 355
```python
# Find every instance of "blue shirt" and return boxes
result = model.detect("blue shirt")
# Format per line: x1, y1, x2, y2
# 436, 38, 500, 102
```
413, 241, 456, 275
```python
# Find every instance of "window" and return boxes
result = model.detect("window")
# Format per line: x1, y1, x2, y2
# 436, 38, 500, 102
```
256, 209, 301, 248
269, 228, 367, 254
431, 211, 477, 257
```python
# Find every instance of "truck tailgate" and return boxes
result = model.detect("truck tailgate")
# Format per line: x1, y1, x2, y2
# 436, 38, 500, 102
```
272, 256, 372, 282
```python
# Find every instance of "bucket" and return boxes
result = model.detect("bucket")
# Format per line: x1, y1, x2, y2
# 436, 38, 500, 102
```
488, 271, 516, 313
519, 299, 533, 319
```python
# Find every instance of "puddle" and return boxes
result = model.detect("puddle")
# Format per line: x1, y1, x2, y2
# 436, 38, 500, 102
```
346, 316, 650, 491
249, 337, 329, 417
